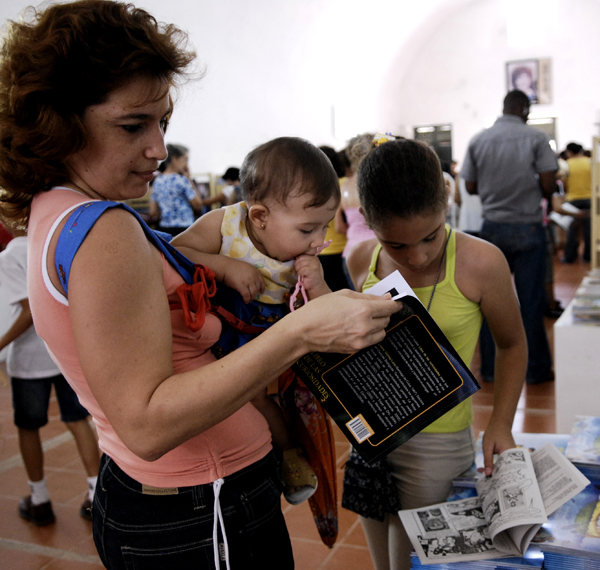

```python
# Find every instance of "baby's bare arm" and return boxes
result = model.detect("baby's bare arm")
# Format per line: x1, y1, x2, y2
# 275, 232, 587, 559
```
172, 210, 264, 302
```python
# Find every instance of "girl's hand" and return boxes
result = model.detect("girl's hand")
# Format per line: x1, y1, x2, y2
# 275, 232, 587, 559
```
480, 421, 516, 477
221, 258, 265, 303
295, 254, 330, 299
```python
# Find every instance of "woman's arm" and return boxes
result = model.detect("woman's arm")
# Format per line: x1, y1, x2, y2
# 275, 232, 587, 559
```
63, 209, 399, 461
457, 234, 526, 476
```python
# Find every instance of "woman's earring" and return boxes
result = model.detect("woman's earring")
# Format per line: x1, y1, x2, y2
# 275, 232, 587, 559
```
261, 223, 265, 229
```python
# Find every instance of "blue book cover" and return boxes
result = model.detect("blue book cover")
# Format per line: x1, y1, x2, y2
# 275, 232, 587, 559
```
535, 482, 600, 557
565, 416, 600, 466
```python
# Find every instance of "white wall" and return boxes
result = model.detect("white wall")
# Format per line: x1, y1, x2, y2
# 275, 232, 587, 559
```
378, 0, 600, 166
0, 0, 599, 173
0, 0, 450, 174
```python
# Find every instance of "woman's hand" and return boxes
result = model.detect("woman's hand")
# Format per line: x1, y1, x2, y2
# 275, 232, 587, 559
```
288, 290, 400, 355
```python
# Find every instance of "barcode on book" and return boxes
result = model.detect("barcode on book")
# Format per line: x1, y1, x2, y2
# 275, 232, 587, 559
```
346, 415, 374, 443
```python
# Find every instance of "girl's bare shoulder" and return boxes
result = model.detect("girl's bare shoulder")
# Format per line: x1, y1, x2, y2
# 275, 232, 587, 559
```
454, 231, 509, 299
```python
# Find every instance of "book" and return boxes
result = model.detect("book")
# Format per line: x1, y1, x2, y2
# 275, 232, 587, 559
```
535, 481, 600, 567
291, 271, 480, 464
565, 416, 600, 480
399, 443, 590, 565
452, 432, 571, 489
576, 276, 600, 298
548, 211, 574, 232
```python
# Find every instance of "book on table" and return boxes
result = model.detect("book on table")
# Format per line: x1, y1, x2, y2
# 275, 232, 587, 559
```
399, 443, 589, 565
291, 270, 480, 464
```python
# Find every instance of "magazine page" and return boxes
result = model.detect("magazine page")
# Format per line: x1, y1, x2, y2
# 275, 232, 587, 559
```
475, 448, 547, 555
531, 442, 590, 516
398, 496, 509, 565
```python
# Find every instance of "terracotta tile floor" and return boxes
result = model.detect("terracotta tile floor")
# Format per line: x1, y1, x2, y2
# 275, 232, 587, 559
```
0, 253, 590, 569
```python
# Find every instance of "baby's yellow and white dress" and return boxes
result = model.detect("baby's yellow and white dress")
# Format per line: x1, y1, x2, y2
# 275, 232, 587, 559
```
213, 201, 297, 355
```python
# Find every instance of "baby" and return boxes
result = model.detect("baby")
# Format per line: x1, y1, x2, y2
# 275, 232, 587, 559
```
174, 137, 340, 504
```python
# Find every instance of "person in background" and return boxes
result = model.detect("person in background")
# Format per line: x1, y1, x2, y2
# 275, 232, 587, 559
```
341, 137, 525, 570
562, 142, 591, 264
0, 222, 12, 251
318, 145, 349, 291
150, 143, 203, 236
201, 167, 242, 211
0, 228, 100, 526
336, 133, 378, 289
461, 90, 557, 384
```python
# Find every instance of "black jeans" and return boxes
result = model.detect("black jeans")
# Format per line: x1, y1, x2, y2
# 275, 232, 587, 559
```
93, 451, 294, 569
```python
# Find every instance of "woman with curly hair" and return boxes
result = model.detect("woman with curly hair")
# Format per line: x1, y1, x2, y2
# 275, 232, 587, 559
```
0, 1, 399, 568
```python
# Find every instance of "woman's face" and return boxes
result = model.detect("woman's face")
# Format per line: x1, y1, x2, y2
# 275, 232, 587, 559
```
66, 76, 171, 201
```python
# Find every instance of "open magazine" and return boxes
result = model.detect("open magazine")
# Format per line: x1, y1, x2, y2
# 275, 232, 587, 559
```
399, 443, 590, 565
291, 270, 480, 464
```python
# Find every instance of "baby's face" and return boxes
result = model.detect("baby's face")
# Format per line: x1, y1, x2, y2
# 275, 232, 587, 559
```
255, 193, 338, 262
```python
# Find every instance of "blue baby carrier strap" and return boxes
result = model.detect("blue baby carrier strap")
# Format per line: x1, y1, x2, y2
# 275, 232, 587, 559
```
55, 201, 197, 296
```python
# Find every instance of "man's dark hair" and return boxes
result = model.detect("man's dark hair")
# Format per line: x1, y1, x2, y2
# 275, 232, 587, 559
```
318, 146, 346, 178
566, 142, 584, 155
222, 167, 240, 182
503, 90, 530, 114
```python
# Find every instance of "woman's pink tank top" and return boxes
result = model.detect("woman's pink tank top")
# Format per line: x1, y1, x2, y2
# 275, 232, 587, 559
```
28, 188, 271, 487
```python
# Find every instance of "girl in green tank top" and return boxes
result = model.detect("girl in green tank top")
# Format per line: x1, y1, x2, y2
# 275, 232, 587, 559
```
342, 137, 527, 570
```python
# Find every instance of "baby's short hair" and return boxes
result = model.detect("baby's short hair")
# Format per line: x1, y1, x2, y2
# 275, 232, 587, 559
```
240, 137, 340, 208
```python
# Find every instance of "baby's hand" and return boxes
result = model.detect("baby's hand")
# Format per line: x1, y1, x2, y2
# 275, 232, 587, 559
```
295, 255, 330, 299
222, 259, 265, 303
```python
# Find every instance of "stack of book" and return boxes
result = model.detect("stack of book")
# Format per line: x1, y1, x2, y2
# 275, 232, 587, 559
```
536, 416, 600, 568
572, 272, 600, 323
565, 416, 600, 483
536, 482, 600, 570
409, 549, 544, 569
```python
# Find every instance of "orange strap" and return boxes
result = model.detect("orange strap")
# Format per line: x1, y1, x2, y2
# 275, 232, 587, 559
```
169, 265, 217, 332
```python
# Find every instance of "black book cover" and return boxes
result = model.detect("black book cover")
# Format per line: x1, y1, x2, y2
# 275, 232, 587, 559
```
292, 296, 480, 464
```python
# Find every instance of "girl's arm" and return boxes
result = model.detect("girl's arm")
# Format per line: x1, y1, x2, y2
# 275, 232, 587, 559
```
458, 235, 526, 476
57, 209, 399, 461
173, 209, 265, 303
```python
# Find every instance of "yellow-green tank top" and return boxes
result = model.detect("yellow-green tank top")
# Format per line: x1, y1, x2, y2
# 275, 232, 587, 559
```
363, 226, 482, 433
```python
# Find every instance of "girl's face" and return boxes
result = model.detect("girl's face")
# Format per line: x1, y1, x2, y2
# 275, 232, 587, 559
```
65, 76, 171, 201
372, 209, 447, 275
249, 192, 339, 262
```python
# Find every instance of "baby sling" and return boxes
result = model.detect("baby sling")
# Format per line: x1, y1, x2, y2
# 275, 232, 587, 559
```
54, 200, 339, 547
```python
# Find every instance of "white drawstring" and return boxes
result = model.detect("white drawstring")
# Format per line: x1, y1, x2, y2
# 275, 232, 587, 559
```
212, 478, 230, 570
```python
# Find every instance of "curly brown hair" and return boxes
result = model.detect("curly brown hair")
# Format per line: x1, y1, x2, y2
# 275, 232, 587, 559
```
0, 0, 196, 227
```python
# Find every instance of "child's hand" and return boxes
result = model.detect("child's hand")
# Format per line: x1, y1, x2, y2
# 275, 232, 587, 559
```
222, 259, 265, 303
295, 254, 330, 299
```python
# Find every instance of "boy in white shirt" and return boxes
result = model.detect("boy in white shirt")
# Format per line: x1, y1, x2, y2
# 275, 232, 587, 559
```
0, 229, 101, 525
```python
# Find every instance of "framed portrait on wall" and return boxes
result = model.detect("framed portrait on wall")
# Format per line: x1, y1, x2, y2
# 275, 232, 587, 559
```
506, 58, 552, 104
